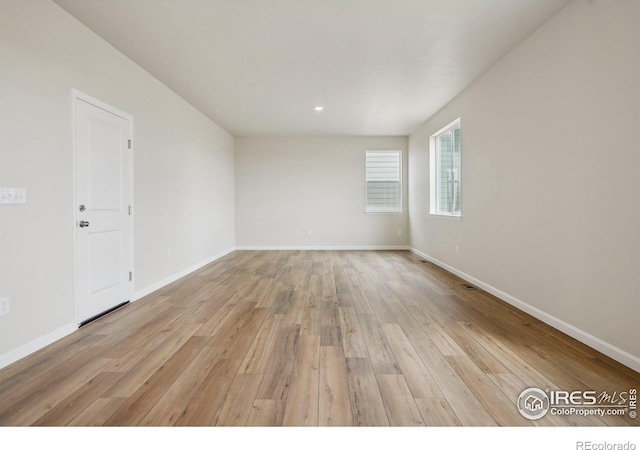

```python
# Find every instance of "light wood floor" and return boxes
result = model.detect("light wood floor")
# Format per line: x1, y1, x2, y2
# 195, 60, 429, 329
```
1, 250, 638, 426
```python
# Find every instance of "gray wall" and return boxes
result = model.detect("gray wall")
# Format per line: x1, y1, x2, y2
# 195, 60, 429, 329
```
235, 136, 408, 249
0, 0, 235, 365
409, 0, 640, 368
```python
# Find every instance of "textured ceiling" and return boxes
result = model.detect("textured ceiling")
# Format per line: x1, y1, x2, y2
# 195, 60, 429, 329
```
53, 0, 572, 136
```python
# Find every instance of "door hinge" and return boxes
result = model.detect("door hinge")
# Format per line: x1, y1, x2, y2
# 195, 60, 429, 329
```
128, 205, 132, 215
129, 271, 133, 282
128, 139, 132, 149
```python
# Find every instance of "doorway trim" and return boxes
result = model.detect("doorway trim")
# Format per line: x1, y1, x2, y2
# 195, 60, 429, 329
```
71, 89, 135, 325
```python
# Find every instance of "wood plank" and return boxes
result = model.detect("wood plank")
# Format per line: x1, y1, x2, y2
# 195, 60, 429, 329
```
349, 285, 374, 315
104, 336, 208, 426
212, 374, 262, 426
377, 374, 425, 426
282, 335, 320, 426
194, 297, 242, 336
336, 292, 355, 308
1, 355, 115, 426
188, 284, 239, 321
320, 301, 342, 347
206, 301, 256, 343
216, 306, 269, 359
271, 290, 293, 315
256, 325, 299, 401
235, 276, 263, 300
424, 313, 510, 375
246, 399, 282, 426
173, 357, 243, 426
32, 372, 126, 426
339, 307, 368, 358
290, 289, 310, 309
105, 329, 174, 373
410, 338, 497, 426
308, 274, 322, 297
105, 322, 203, 397
345, 357, 389, 426
456, 321, 562, 393
108, 310, 187, 347
421, 321, 466, 356
361, 288, 397, 324
286, 306, 305, 326
415, 398, 462, 426
67, 398, 127, 426
244, 277, 276, 304
0, 349, 114, 425
358, 314, 401, 375
88, 298, 172, 339
384, 280, 421, 308
239, 314, 285, 374
0, 332, 106, 400
319, 346, 353, 426
381, 324, 443, 399
300, 305, 319, 336
138, 344, 223, 426
445, 355, 532, 426
382, 293, 430, 340
322, 272, 337, 301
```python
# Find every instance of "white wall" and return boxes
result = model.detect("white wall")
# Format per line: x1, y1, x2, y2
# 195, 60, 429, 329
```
0, 0, 235, 366
236, 136, 408, 249
409, 0, 640, 368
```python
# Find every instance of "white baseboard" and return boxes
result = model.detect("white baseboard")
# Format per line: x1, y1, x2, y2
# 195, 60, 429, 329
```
0, 248, 236, 371
409, 247, 640, 373
7, 245, 635, 375
235, 245, 409, 251
0, 323, 77, 370
133, 247, 236, 301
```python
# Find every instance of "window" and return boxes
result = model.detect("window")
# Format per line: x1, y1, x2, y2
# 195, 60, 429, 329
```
430, 118, 461, 217
365, 150, 402, 213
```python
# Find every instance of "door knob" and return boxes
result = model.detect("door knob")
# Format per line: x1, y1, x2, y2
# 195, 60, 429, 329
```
79, 220, 90, 228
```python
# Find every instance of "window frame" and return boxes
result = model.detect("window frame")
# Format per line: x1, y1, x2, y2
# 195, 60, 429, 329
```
429, 118, 462, 218
364, 149, 403, 214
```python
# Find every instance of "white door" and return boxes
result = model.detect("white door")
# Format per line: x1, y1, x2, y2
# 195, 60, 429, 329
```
74, 94, 132, 325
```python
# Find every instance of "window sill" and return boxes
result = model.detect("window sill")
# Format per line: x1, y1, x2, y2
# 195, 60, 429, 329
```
364, 210, 404, 215
429, 213, 462, 220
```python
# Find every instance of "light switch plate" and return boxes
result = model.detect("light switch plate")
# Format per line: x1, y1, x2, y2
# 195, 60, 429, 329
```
0, 188, 26, 204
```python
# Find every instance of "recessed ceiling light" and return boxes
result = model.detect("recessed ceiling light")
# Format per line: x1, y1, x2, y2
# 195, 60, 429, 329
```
314, 106, 324, 112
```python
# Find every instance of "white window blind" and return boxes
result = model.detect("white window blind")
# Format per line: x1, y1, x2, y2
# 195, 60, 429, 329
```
430, 119, 461, 217
365, 150, 402, 213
